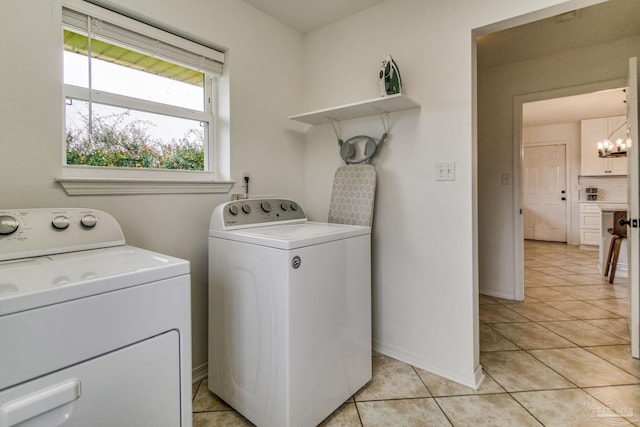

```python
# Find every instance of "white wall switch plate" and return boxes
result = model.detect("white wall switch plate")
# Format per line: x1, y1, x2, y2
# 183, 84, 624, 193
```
436, 162, 455, 181
501, 172, 512, 186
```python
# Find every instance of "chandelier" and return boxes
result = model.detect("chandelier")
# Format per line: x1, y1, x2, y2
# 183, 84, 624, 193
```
597, 120, 630, 158
597, 138, 627, 157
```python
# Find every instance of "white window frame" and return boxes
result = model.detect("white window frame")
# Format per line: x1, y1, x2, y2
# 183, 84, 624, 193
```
57, 0, 232, 195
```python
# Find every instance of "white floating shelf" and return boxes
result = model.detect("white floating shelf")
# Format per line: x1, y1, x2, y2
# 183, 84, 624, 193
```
288, 93, 420, 125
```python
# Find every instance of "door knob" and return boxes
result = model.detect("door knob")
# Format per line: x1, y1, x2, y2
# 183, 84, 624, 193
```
619, 218, 639, 228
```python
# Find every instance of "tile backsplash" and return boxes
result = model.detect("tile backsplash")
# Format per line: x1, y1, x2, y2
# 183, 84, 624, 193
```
579, 175, 628, 201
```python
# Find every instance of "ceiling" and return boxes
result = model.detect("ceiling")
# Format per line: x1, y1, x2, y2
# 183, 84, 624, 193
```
477, 0, 640, 70
242, 0, 640, 42
523, 88, 628, 127
241, 0, 385, 33
477, 0, 640, 127
486, 0, 640, 127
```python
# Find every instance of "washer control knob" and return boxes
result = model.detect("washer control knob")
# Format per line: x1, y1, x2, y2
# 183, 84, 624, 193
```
228, 205, 239, 216
280, 202, 288, 211
261, 201, 272, 213
242, 204, 251, 214
52, 216, 70, 230
0, 215, 19, 235
81, 214, 97, 228
290, 202, 298, 211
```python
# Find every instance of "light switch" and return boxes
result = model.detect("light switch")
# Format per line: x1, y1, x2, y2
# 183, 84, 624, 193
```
501, 172, 512, 186
436, 162, 455, 181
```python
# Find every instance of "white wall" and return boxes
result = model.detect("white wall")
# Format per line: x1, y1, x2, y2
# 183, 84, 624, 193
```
0, 0, 305, 375
300, 0, 580, 387
523, 122, 581, 245
478, 32, 640, 300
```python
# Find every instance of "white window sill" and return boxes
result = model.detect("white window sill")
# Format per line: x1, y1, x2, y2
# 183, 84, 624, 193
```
57, 166, 233, 195
56, 177, 233, 195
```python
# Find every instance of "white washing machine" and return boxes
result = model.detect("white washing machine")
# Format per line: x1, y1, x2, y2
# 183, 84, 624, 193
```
0, 208, 192, 427
208, 198, 371, 427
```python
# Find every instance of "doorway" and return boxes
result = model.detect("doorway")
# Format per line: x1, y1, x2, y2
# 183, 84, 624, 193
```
475, 0, 640, 362
515, 85, 629, 303
475, 0, 640, 301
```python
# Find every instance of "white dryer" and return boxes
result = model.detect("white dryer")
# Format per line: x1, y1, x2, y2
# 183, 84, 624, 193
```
0, 208, 192, 427
208, 198, 371, 427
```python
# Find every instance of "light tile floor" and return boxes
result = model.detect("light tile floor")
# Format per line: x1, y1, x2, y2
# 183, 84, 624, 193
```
192, 240, 640, 426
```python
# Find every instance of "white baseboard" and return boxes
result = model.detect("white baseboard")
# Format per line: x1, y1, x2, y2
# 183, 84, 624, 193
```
474, 364, 486, 390
579, 244, 598, 251
479, 288, 517, 301
372, 340, 482, 390
614, 263, 628, 278
599, 262, 628, 279
192, 362, 208, 383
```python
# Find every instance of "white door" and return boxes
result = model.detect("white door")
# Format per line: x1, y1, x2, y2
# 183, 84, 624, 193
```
626, 57, 639, 359
523, 144, 567, 242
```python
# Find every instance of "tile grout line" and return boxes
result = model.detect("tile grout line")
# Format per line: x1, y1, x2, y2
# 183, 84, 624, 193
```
525, 243, 639, 420
478, 241, 638, 425
410, 365, 455, 426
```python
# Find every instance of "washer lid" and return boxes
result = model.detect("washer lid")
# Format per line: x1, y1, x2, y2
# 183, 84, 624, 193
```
210, 221, 370, 249
0, 245, 189, 316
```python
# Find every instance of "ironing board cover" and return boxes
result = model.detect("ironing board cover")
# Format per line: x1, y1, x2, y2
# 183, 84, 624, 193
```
328, 164, 377, 227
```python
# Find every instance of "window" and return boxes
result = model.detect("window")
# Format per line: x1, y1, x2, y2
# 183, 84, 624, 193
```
59, 1, 230, 194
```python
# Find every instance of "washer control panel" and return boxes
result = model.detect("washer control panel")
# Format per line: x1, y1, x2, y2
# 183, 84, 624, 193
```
211, 199, 306, 230
0, 208, 125, 261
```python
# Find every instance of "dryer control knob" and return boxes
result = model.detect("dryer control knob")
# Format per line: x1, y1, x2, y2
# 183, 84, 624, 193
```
280, 202, 288, 211
228, 205, 239, 216
261, 201, 272, 213
52, 216, 70, 230
81, 214, 98, 228
242, 204, 251, 214
290, 202, 298, 211
0, 215, 19, 235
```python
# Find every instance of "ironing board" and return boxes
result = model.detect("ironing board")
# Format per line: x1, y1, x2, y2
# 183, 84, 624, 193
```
328, 164, 377, 227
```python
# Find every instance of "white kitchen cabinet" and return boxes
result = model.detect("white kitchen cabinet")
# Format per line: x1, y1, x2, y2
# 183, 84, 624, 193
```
579, 203, 600, 248
580, 115, 627, 176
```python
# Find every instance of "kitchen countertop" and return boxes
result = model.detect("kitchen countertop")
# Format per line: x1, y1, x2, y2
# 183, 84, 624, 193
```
580, 200, 627, 204
597, 203, 627, 211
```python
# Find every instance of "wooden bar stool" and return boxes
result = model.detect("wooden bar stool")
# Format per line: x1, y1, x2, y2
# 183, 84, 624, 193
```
605, 210, 627, 284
